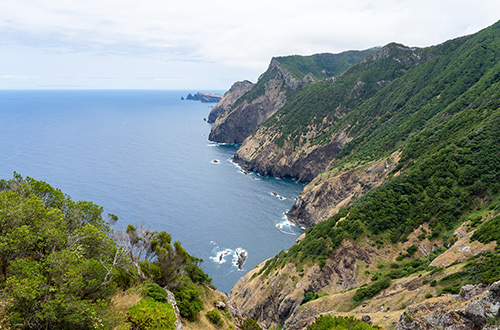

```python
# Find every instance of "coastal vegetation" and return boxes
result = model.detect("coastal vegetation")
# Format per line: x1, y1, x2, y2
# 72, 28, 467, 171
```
0, 173, 229, 329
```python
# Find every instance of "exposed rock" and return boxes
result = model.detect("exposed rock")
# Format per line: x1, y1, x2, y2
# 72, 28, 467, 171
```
361, 314, 373, 325
186, 92, 223, 103
215, 301, 226, 310
207, 80, 254, 123
396, 280, 500, 330
287, 152, 400, 227
227, 300, 243, 326
234, 126, 349, 182
209, 59, 315, 144
165, 289, 183, 330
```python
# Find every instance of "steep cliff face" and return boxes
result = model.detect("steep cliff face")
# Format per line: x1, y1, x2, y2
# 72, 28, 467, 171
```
232, 42, 435, 182
287, 152, 401, 228
208, 48, 378, 144
233, 126, 349, 182
208, 60, 314, 144
207, 80, 254, 123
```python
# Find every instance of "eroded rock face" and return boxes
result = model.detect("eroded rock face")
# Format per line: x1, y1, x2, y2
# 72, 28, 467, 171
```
287, 152, 401, 227
231, 240, 375, 329
234, 127, 349, 182
208, 60, 314, 144
396, 281, 500, 330
207, 80, 254, 123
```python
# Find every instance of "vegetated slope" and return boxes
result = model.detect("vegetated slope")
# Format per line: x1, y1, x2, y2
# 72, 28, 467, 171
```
208, 48, 378, 144
235, 19, 500, 225
231, 20, 500, 329
0, 174, 240, 330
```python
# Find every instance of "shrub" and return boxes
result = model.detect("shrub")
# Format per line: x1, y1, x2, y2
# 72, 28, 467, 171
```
353, 277, 391, 302
173, 282, 203, 321
241, 318, 263, 330
206, 309, 223, 327
138, 281, 169, 302
128, 298, 176, 330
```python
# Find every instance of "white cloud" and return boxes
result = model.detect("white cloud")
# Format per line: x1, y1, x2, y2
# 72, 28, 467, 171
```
0, 0, 499, 88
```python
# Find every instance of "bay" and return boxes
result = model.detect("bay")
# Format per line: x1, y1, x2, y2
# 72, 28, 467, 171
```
0, 90, 304, 294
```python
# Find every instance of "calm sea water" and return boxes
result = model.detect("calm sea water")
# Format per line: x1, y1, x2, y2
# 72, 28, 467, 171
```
0, 90, 304, 294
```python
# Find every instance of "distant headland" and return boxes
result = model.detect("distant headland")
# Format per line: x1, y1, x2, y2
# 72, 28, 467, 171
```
183, 92, 223, 103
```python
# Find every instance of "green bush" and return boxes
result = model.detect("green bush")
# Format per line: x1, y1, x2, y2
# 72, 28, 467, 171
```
307, 315, 381, 329
206, 309, 223, 327
353, 277, 391, 303
138, 281, 169, 302
241, 318, 263, 330
173, 282, 203, 321
128, 298, 176, 330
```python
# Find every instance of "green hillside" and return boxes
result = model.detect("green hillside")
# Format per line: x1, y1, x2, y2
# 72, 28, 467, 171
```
254, 19, 500, 284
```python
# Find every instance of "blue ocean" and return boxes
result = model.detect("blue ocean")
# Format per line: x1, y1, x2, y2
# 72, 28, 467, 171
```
0, 90, 304, 294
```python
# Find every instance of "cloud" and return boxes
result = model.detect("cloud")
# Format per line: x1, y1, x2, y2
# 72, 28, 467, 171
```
1, 0, 499, 88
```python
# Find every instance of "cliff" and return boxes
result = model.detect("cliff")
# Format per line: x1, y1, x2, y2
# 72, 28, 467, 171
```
207, 80, 254, 123
229, 20, 500, 329
208, 49, 378, 144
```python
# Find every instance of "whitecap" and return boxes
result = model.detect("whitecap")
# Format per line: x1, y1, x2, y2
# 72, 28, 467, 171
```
270, 192, 286, 200
210, 248, 232, 264
276, 215, 298, 235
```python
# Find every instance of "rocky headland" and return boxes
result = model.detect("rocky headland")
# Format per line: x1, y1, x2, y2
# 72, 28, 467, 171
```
186, 92, 223, 103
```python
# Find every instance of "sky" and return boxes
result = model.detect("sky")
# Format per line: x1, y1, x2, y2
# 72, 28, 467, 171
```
0, 1, 499, 90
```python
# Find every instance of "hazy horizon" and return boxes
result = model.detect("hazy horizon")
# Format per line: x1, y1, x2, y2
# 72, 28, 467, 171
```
1, 1, 499, 90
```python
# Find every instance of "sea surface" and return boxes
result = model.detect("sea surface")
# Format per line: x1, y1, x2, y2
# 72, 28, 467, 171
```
0, 90, 305, 294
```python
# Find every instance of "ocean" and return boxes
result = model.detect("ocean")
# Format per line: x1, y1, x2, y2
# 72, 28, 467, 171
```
0, 90, 304, 294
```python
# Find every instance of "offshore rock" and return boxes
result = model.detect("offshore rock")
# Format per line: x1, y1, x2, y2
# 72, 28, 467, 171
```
207, 80, 254, 123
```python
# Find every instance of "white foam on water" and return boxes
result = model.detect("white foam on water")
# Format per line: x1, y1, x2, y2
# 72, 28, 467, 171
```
276, 214, 298, 235
270, 192, 286, 200
210, 248, 233, 264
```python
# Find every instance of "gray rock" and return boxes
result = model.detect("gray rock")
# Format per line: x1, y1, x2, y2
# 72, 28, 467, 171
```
361, 314, 372, 325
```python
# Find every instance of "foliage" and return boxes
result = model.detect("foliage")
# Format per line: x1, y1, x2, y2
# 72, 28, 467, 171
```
137, 281, 169, 302
471, 215, 500, 244
307, 315, 381, 330
0, 174, 121, 329
127, 298, 176, 330
241, 318, 263, 330
0, 174, 212, 329
206, 308, 223, 327
172, 280, 204, 321
276, 49, 379, 80
352, 277, 391, 303
302, 291, 327, 304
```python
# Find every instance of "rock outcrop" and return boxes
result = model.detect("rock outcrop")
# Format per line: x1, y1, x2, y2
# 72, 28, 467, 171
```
396, 280, 500, 330
287, 152, 401, 228
207, 80, 254, 123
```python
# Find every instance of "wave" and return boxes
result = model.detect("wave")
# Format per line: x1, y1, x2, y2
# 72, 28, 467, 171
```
210, 245, 248, 271
210, 248, 232, 264
276, 214, 298, 235
270, 192, 286, 200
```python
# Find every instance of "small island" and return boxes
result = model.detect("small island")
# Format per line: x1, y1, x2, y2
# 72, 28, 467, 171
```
185, 92, 223, 103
